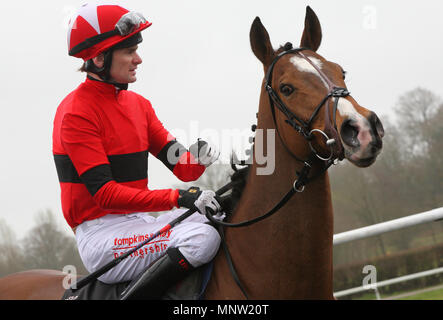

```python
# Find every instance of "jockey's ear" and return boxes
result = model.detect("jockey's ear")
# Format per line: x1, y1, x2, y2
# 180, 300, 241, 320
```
250, 17, 275, 67
92, 53, 105, 69
300, 6, 322, 52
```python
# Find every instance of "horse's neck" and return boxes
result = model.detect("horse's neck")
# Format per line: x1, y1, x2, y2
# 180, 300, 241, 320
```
223, 146, 334, 299
222, 101, 334, 299
236, 91, 334, 227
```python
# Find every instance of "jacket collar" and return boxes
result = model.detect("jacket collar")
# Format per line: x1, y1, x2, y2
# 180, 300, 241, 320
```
85, 75, 128, 94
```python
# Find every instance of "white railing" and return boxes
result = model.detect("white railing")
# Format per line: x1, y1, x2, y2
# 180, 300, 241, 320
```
334, 266, 443, 299
332, 207, 443, 299
333, 207, 443, 245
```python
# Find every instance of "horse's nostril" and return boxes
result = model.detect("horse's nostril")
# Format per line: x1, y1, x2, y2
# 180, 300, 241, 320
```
374, 114, 385, 138
340, 119, 360, 148
369, 112, 385, 139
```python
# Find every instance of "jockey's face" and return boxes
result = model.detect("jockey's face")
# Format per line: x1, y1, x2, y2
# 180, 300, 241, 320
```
109, 45, 143, 84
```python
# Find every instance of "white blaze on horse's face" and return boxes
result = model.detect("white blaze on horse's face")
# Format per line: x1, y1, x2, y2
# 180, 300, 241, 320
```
290, 55, 328, 89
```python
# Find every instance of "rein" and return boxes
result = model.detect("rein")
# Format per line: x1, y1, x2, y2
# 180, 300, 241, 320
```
207, 43, 350, 299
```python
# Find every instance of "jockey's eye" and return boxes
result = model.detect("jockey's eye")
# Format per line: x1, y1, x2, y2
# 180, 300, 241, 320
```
279, 84, 294, 96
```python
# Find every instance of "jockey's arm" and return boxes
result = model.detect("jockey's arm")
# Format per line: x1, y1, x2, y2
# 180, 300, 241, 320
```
145, 103, 219, 181
60, 112, 181, 211
60, 110, 218, 212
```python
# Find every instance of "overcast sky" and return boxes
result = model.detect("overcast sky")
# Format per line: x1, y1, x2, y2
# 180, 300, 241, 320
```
1, 0, 442, 237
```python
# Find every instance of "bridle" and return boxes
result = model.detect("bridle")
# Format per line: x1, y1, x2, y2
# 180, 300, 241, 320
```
206, 42, 352, 298
265, 42, 349, 164
206, 43, 353, 228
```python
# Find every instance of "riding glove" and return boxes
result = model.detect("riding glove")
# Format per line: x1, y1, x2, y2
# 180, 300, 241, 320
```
177, 187, 222, 217
189, 139, 220, 168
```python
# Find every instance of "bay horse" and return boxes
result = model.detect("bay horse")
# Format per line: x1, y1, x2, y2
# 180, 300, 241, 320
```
0, 7, 383, 300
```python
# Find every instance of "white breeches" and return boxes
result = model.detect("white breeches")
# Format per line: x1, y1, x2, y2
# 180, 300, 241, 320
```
75, 208, 221, 284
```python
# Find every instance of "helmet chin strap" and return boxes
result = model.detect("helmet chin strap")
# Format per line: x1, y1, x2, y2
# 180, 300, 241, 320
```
84, 33, 143, 91
85, 50, 129, 90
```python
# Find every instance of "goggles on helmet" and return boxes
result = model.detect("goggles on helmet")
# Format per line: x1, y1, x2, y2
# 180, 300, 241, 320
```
115, 12, 147, 36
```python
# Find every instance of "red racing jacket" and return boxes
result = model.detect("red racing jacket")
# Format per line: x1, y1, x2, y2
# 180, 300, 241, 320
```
53, 77, 205, 228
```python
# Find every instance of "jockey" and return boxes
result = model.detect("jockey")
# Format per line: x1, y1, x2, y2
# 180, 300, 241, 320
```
53, 2, 223, 299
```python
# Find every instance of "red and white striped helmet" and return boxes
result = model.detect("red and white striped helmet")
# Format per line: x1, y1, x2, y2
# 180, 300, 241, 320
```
67, 2, 152, 61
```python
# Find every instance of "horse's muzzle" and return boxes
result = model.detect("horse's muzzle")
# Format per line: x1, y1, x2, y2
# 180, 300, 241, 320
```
341, 112, 384, 167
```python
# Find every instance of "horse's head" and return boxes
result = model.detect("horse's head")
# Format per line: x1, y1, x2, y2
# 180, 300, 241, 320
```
250, 7, 384, 167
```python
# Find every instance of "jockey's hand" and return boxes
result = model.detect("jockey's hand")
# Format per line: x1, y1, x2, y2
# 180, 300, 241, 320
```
189, 139, 220, 168
177, 187, 222, 216
210, 211, 226, 222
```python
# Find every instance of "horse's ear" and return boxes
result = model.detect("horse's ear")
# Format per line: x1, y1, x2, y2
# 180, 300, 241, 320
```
250, 17, 274, 66
300, 6, 322, 52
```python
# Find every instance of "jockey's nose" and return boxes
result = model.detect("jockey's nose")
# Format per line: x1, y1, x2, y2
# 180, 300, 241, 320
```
134, 52, 142, 65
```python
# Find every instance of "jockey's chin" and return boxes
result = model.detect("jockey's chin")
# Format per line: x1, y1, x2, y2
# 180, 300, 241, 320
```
110, 69, 138, 84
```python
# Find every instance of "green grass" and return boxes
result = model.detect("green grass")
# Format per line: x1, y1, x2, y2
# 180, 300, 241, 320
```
399, 287, 443, 300
340, 285, 443, 300
352, 292, 377, 300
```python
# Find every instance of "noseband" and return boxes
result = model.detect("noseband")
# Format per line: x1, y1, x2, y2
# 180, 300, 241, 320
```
265, 42, 349, 163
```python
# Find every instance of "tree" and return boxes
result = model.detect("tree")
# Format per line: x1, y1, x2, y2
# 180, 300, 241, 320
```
332, 87, 443, 267
0, 219, 25, 276
394, 88, 443, 216
425, 105, 443, 206
394, 87, 441, 156
21, 210, 86, 273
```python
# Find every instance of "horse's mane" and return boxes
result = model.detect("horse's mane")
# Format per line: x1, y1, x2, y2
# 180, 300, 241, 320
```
276, 42, 296, 54
219, 164, 250, 216
216, 129, 256, 215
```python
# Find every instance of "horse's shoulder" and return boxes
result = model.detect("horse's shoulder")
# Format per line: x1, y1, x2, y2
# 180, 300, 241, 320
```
0, 269, 77, 286
0, 269, 72, 300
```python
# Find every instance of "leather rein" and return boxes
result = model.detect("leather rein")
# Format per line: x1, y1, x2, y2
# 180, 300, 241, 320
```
205, 43, 351, 299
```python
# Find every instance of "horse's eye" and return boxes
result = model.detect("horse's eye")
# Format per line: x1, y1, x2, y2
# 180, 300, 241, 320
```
342, 70, 347, 80
279, 84, 294, 96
